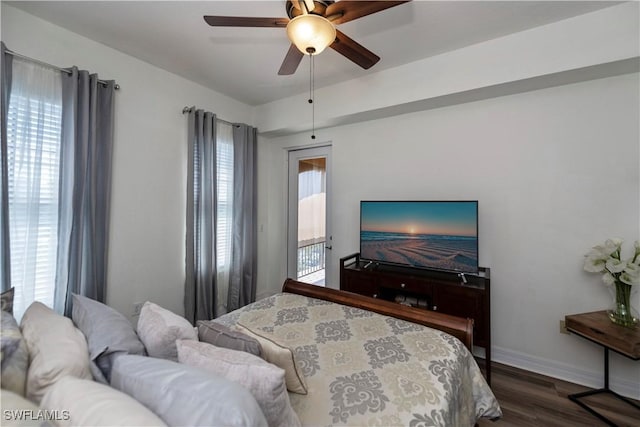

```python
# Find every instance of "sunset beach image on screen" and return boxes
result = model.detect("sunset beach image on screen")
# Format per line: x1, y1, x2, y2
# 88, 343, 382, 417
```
360, 201, 478, 273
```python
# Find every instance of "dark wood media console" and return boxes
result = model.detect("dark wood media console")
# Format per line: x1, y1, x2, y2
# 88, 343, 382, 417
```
339, 253, 492, 384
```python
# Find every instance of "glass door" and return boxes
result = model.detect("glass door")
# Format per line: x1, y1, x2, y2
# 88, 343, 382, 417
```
287, 146, 332, 286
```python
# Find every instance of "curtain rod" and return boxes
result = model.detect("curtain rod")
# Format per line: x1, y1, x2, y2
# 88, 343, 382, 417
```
5, 49, 120, 90
181, 106, 237, 127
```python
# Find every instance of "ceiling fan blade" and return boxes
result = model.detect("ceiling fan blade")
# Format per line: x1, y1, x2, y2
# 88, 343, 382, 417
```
330, 30, 380, 70
203, 16, 289, 28
325, 1, 411, 25
278, 44, 305, 75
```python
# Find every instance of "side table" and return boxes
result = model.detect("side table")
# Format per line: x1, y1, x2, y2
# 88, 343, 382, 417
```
564, 310, 640, 427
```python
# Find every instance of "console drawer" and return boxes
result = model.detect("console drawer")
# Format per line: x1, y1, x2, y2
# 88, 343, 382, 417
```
378, 275, 429, 293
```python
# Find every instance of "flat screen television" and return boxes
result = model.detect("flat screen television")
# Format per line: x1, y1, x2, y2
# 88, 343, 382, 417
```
360, 200, 479, 274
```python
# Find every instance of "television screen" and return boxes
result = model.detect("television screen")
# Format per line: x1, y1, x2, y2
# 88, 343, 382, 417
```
360, 200, 478, 273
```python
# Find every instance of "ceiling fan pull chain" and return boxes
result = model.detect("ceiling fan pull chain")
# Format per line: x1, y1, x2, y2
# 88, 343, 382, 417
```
309, 52, 316, 140
309, 52, 313, 105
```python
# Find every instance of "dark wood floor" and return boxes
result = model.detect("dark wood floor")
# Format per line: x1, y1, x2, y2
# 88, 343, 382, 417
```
477, 362, 640, 427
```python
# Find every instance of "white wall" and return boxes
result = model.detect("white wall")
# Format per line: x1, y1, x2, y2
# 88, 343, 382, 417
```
257, 73, 640, 397
1, 5, 254, 320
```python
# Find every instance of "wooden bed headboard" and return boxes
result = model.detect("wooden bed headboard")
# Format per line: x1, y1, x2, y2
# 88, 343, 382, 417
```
282, 278, 474, 351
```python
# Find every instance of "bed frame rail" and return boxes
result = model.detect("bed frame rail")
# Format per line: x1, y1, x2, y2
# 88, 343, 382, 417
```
282, 278, 474, 351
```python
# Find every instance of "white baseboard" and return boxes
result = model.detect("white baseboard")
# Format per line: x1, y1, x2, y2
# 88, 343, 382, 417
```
491, 346, 640, 400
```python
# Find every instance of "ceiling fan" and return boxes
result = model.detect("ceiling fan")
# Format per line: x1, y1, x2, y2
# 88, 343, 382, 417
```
204, 0, 411, 75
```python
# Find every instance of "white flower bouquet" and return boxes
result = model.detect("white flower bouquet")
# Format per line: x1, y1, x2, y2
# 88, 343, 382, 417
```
584, 238, 639, 327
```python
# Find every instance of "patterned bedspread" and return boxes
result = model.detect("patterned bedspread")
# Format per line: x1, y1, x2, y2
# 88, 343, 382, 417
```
216, 292, 501, 427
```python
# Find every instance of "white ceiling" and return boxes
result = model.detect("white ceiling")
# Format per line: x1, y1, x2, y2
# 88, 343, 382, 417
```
7, 1, 620, 106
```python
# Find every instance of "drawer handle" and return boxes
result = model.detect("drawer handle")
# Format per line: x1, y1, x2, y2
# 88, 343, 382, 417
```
400, 283, 406, 288
432, 305, 438, 311
372, 294, 378, 298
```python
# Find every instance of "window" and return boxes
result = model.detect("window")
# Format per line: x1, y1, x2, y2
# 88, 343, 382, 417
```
6, 59, 62, 319
188, 117, 235, 318
191, 120, 233, 272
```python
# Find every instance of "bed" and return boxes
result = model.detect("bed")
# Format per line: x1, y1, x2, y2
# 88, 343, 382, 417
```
215, 279, 502, 427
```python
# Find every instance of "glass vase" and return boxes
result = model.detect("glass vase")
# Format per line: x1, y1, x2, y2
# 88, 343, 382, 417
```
607, 281, 639, 327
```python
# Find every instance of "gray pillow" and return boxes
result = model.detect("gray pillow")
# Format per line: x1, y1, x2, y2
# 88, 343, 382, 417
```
71, 294, 146, 382
110, 355, 268, 427
197, 320, 262, 357
0, 311, 28, 396
1, 287, 14, 314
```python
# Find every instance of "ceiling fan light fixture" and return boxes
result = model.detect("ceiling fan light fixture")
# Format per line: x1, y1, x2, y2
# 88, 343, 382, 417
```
286, 14, 336, 55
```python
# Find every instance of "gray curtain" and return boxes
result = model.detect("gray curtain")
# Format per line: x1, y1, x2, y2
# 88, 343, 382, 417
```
0, 43, 13, 292
185, 109, 217, 324
56, 67, 115, 316
227, 124, 257, 312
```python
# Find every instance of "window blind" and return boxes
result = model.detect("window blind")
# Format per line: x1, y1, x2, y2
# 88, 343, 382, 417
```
6, 77, 63, 318
216, 122, 234, 270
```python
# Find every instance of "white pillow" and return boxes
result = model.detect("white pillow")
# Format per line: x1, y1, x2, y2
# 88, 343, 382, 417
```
177, 340, 301, 427
0, 389, 42, 427
136, 301, 197, 361
41, 376, 166, 426
237, 323, 308, 394
19, 302, 92, 403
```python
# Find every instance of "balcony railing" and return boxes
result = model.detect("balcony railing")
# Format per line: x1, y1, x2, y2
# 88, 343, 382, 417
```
297, 240, 325, 278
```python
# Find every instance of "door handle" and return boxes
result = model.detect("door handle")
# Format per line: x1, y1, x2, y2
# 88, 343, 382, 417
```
325, 245, 332, 250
